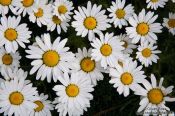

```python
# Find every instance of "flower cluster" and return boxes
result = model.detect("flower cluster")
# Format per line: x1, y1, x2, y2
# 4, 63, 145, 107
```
0, 0, 175, 116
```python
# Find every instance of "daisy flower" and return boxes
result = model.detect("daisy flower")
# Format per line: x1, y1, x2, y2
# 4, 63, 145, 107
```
47, 15, 70, 34
1, 68, 31, 85
91, 32, 124, 69
172, 0, 175, 3
0, 0, 16, 15
117, 34, 137, 55
29, 93, 54, 116
109, 60, 146, 97
107, 0, 134, 29
0, 75, 39, 116
53, 72, 94, 116
163, 12, 175, 35
146, 0, 168, 10
0, 16, 32, 53
126, 9, 162, 44
135, 74, 175, 115
72, 1, 111, 41
136, 41, 161, 67
72, 47, 104, 86
13, 0, 37, 17
52, 0, 74, 21
25, 33, 75, 83
28, 0, 52, 27
116, 55, 133, 68
0, 46, 21, 75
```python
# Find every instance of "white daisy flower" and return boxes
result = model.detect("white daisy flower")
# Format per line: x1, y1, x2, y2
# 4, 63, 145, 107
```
25, 33, 75, 83
0, 46, 21, 75
146, 0, 168, 10
72, 47, 104, 86
0, 16, 32, 53
52, 0, 74, 21
135, 74, 175, 115
91, 32, 124, 69
53, 72, 94, 116
0, 0, 16, 15
136, 41, 161, 67
0, 75, 39, 116
28, 0, 52, 27
117, 34, 137, 55
172, 0, 175, 3
47, 15, 70, 34
107, 0, 134, 29
116, 55, 133, 68
13, 0, 37, 17
29, 93, 54, 116
72, 1, 111, 41
163, 12, 175, 36
1, 68, 31, 85
109, 60, 146, 97
126, 9, 162, 44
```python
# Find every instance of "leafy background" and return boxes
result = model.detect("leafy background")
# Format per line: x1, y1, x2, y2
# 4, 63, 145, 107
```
13, 0, 175, 115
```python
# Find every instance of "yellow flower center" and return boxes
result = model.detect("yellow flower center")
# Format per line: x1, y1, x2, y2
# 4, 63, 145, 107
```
168, 19, 175, 28
122, 41, 128, 48
100, 44, 112, 56
142, 48, 152, 58
151, 0, 159, 3
43, 50, 60, 67
136, 23, 149, 36
0, 0, 12, 6
58, 5, 67, 14
22, 0, 34, 7
116, 9, 126, 19
84, 17, 97, 30
4, 28, 18, 41
34, 101, 44, 112
66, 84, 79, 97
2, 54, 13, 65
118, 61, 123, 67
9, 91, 24, 105
34, 8, 43, 18
80, 57, 95, 72
148, 88, 164, 104
52, 15, 61, 25
121, 72, 133, 85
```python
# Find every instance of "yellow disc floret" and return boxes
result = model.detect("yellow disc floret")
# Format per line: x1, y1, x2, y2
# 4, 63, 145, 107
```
43, 50, 60, 67
80, 57, 95, 72
148, 88, 164, 104
121, 72, 133, 85
142, 48, 152, 58
168, 19, 175, 28
4, 28, 18, 41
116, 9, 126, 19
22, 0, 34, 7
84, 17, 97, 30
66, 84, 79, 97
122, 41, 128, 48
34, 8, 43, 18
52, 15, 61, 25
58, 5, 67, 14
136, 23, 149, 36
2, 54, 13, 65
0, 0, 12, 6
9, 91, 24, 105
100, 44, 112, 56
151, 0, 159, 3
34, 101, 44, 112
